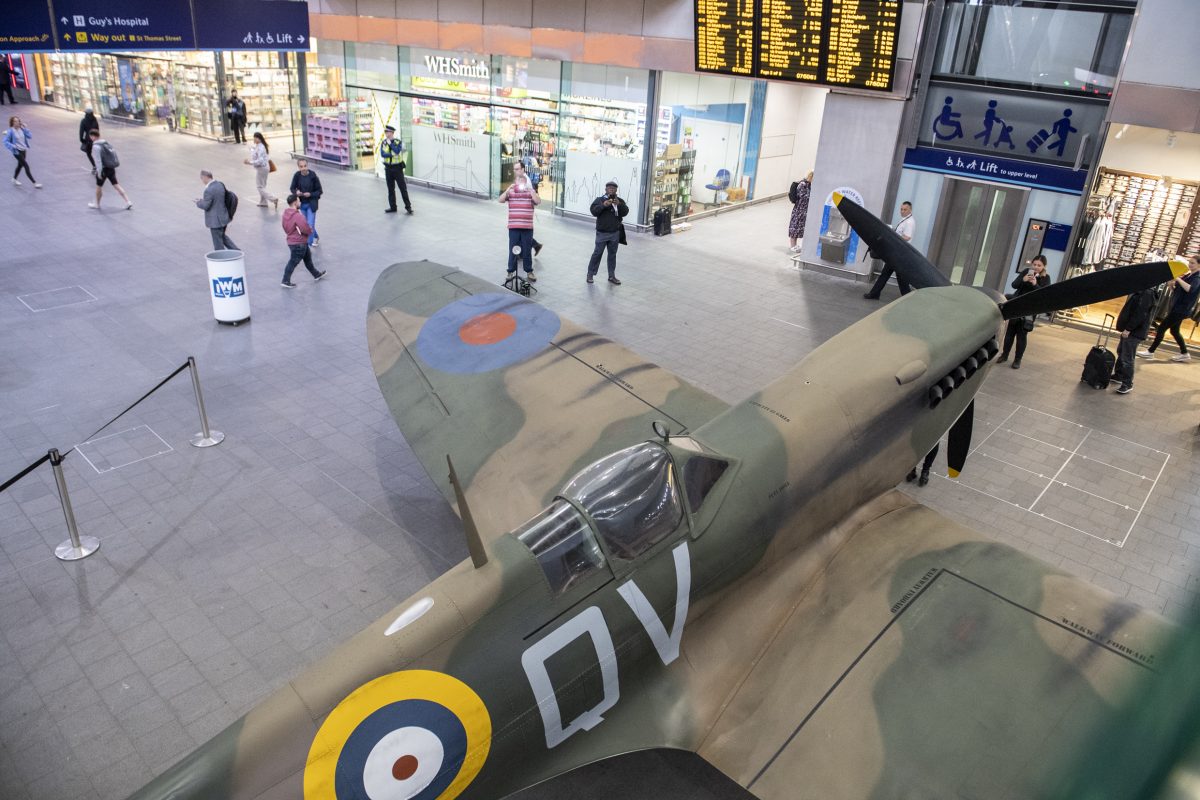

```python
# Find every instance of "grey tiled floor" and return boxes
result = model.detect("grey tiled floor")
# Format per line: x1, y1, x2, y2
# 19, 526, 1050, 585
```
2, 105, 1200, 799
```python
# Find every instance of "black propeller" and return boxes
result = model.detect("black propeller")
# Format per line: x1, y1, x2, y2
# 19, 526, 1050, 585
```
832, 193, 1187, 319
946, 401, 973, 479
832, 194, 1189, 481
833, 192, 950, 290
1000, 260, 1186, 319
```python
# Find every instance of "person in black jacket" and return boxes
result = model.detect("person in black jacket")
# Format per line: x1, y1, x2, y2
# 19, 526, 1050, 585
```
1112, 287, 1155, 394
226, 91, 247, 144
586, 181, 629, 285
996, 254, 1051, 369
79, 108, 99, 168
0, 60, 15, 105
1138, 255, 1200, 363
288, 159, 322, 246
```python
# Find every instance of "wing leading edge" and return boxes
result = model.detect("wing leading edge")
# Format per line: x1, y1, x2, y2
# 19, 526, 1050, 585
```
683, 492, 1170, 800
367, 261, 730, 540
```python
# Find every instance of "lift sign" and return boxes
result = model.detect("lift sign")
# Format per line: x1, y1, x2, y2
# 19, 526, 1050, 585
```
212, 277, 245, 298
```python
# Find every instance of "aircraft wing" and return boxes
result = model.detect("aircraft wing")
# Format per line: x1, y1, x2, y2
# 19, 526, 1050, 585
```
684, 491, 1170, 799
367, 261, 730, 539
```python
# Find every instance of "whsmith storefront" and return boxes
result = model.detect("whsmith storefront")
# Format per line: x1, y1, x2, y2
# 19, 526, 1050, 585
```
304, 41, 805, 228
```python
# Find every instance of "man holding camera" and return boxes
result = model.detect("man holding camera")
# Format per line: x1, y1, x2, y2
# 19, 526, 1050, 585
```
586, 180, 629, 285
380, 125, 412, 214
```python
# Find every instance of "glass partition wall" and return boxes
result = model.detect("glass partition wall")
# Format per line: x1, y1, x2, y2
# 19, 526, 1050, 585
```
314, 44, 657, 220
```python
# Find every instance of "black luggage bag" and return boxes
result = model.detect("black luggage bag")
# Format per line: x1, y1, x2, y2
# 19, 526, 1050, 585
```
1081, 313, 1116, 389
653, 206, 672, 236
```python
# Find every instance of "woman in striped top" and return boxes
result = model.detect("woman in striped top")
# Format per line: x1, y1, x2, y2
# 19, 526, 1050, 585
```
499, 161, 541, 281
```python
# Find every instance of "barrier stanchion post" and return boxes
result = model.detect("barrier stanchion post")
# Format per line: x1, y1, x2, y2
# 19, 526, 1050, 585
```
50, 448, 100, 562
187, 356, 224, 448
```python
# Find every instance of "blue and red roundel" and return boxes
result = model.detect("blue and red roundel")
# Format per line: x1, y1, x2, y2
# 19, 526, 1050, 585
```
415, 293, 560, 374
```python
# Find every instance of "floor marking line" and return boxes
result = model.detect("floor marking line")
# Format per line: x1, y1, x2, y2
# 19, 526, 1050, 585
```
968, 405, 1021, 455
1121, 452, 1171, 548
768, 317, 811, 331
1030, 429, 1091, 514
995, 426, 1086, 454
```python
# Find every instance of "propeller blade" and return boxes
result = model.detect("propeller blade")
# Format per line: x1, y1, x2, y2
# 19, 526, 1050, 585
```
833, 193, 950, 290
947, 401, 973, 479
1001, 259, 1188, 320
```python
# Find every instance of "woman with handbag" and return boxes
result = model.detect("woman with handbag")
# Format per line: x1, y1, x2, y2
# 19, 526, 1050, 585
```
787, 170, 812, 252
244, 131, 277, 209
997, 254, 1051, 369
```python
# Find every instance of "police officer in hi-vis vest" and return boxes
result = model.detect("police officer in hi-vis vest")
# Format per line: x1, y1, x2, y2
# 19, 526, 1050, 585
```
380, 125, 413, 214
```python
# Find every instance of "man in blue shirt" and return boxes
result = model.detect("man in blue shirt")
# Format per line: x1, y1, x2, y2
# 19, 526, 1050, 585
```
1138, 255, 1200, 362
380, 125, 412, 215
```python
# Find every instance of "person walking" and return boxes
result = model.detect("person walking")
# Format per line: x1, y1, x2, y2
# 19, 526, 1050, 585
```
79, 107, 99, 169
0, 60, 15, 105
1138, 255, 1200, 363
195, 170, 238, 250
996, 254, 1051, 369
380, 125, 412, 214
787, 170, 812, 252
586, 180, 629, 285
280, 194, 326, 288
225, 91, 247, 144
243, 131, 277, 209
4, 116, 41, 188
86, 129, 132, 210
1112, 286, 1156, 394
863, 201, 917, 299
288, 159, 322, 246
498, 160, 540, 283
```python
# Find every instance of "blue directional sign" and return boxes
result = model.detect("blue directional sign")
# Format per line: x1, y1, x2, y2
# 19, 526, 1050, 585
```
194, 0, 310, 51
902, 146, 1088, 196
54, 0, 195, 51
0, 4, 54, 52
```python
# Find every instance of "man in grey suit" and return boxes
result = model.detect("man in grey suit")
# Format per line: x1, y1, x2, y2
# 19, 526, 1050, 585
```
195, 170, 239, 250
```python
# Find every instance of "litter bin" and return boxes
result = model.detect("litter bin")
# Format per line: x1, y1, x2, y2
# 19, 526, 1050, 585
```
205, 249, 250, 325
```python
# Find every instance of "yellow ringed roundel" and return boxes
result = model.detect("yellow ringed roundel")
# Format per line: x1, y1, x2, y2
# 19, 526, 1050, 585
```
304, 670, 492, 800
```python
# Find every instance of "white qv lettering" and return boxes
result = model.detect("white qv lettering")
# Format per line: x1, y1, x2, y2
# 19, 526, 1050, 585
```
520, 541, 691, 749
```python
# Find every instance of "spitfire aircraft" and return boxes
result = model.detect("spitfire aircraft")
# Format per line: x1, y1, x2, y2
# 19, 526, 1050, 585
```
129, 196, 1191, 799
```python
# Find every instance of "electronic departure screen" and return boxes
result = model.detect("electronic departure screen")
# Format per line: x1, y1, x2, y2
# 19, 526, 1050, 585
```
695, 0, 756, 76
695, 0, 902, 92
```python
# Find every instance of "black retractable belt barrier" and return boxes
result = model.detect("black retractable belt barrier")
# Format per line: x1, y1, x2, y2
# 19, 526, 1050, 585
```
0, 359, 192, 495
0, 359, 207, 561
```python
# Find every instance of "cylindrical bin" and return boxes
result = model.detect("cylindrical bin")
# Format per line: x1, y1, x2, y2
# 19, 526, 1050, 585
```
205, 249, 250, 325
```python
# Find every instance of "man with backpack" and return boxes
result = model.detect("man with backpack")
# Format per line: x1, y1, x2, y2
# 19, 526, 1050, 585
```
87, 129, 132, 210
195, 170, 239, 250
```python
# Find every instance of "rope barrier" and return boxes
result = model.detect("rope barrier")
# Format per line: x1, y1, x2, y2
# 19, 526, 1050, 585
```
0, 359, 192, 495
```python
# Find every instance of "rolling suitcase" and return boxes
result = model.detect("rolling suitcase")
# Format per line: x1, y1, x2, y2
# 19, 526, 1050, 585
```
653, 207, 673, 236
1081, 313, 1116, 389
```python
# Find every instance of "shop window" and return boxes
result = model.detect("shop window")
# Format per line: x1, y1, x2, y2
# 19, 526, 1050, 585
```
655, 72, 766, 217
492, 56, 562, 202
560, 63, 651, 224
346, 42, 399, 92
934, 1, 1132, 96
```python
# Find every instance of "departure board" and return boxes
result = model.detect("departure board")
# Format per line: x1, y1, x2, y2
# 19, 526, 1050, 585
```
695, 0, 756, 76
695, 0, 902, 91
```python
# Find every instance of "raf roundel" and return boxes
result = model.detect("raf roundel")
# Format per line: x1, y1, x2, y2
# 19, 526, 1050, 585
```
305, 670, 492, 800
415, 293, 560, 374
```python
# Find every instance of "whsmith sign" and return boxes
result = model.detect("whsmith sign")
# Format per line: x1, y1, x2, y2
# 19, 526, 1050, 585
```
0, 0, 310, 52
422, 55, 491, 79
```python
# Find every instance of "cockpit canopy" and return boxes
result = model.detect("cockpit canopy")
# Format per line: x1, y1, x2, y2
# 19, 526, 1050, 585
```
561, 442, 682, 560
515, 441, 729, 595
